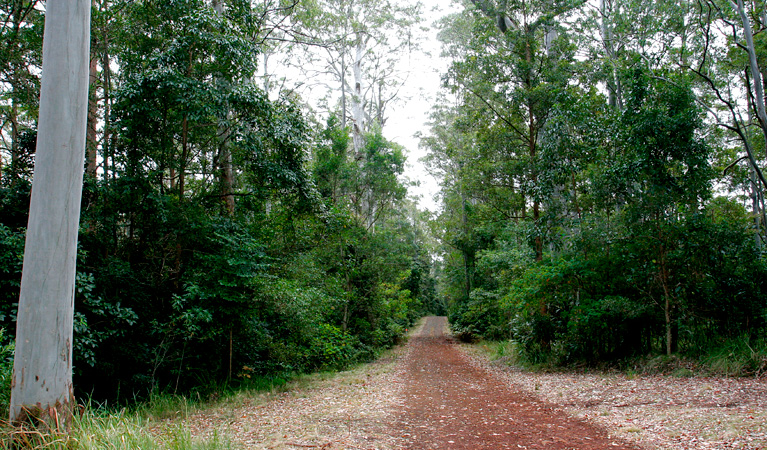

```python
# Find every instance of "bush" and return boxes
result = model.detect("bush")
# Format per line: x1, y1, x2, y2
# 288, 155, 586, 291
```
306, 323, 360, 371
0, 328, 14, 414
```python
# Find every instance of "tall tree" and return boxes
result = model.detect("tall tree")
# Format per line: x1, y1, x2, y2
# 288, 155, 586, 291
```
10, 0, 91, 426
438, 0, 577, 260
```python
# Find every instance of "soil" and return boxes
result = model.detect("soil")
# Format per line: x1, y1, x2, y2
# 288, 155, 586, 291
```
176, 316, 766, 449
393, 316, 640, 449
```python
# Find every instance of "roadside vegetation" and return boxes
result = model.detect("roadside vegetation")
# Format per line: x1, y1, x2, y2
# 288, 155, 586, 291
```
428, 1, 767, 374
0, 0, 440, 437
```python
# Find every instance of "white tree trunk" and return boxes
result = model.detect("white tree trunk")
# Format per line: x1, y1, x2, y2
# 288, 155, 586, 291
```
351, 33, 366, 155
599, 0, 622, 110
734, 0, 767, 149
11, 0, 91, 426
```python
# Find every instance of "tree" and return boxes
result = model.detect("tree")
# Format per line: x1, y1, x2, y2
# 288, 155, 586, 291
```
617, 69, 712, 355
10, 0, 91, 426
0, 0, 43, 184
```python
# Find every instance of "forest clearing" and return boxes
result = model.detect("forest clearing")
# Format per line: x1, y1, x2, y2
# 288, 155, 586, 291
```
161, 317, 767, 450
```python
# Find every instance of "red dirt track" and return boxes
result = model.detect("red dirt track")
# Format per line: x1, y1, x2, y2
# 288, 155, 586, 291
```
393, 316, 642, 450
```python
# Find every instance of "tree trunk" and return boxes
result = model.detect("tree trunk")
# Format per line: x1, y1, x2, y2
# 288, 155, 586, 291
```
351, 33, 366, 155
528, 104, 543, 261
341, 50, 347, 127
86, 51, 99, 178
213, 0, 234, 215
102, 32, 112, 183
220, 135, 235, 214
179, 116, 188, 199
735, 0, 767, 153
11, 0, 91, 427
599, 0, 623, 110
664, 293, 673, 356
460, 178, 473, 298
9, 100, 19, 183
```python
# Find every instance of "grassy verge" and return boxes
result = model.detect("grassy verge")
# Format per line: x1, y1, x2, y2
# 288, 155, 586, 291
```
0, 407, 236, 450
0, 346, 407, 450
0, 374, 293, 450
469, 336, 767, 377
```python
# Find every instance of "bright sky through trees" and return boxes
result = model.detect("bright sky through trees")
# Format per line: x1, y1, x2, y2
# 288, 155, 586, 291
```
385, 0, 459, 213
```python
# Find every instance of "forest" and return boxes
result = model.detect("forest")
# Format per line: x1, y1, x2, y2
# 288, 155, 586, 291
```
0, 0, 439, 412
430, 0, 767, 371
1, 0, 767, 428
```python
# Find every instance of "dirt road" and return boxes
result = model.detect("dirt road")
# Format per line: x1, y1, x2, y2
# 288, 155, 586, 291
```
393, 316, 640, 449
180, 316, 766, 448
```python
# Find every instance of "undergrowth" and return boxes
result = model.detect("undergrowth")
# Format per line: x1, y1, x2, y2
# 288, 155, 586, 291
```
476, 335, 767, 378
0, 359, 366, 449
699, 337, 767, 377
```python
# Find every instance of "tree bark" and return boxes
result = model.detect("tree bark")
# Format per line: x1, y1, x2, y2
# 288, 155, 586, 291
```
11, 0, 91, 427
351, 32, 366, 155
86, 51, 99, 178
213, 0, 235, 215
599, 0, 623, 110
734, 0, 767, 153
179, 116, 188, 199
102, 29, 112, 183
9, 100, 19, 183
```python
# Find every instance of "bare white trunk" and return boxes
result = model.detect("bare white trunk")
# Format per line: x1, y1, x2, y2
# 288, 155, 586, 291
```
599, 0, 622, 109
262, 53, 270, 95
11, 0, 91, 425
350, 33, 375, 229
544, 27, 558, 55
351, 33, 366, 155
341, 51, 347, 127
735, 0, 767, 154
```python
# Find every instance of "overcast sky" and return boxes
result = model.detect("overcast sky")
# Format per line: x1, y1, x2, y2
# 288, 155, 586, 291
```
385, 0, 460, 214
267, 0, 461, 213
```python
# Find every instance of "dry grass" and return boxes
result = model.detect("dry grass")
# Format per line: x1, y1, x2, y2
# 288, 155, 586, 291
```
171, 347, 408, 449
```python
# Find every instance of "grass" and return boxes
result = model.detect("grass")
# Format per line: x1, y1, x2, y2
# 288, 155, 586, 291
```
0, 376, 290, 450
0, 404, 239, 450
700, 337, 767, 377
466, 334, 767, 378
0, 360, 372, 450
0, 354, 401, 449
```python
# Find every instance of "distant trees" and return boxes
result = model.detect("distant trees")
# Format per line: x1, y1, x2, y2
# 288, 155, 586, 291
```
0, 0, 42, 185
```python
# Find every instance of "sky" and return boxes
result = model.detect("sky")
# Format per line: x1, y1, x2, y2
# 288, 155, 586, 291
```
384, 0, 460, 214
266, 0, 461, 214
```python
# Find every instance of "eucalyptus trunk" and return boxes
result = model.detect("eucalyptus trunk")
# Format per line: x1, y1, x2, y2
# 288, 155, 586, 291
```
351, 32, 366, 155
213, 0, 234, 215
11, 0, 91, 426
734, 0, 767, 153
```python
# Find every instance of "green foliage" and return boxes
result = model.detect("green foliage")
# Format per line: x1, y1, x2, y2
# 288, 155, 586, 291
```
0, 328, 13, 414
701, 337, 767, 377
450, 289, 507, 342
0, 0, 431, 408
434, 44, 767, 370
617, 68, 713, 216
0, 225, 23, 325
306, 323, 360, 371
